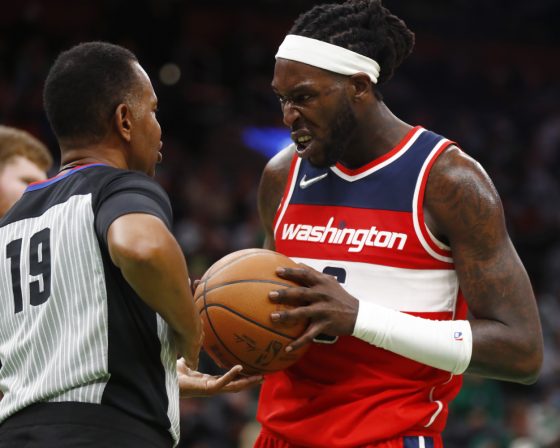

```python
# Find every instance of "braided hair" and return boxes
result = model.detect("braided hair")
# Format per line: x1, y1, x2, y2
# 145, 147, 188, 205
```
289, 0, 414, 87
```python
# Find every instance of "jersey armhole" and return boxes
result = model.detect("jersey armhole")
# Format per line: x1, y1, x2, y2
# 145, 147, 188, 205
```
412, 139, 455, 263
272, 154, 301, 239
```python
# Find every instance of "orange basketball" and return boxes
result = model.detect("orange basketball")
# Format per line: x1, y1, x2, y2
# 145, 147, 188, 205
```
194, 248, 309, 376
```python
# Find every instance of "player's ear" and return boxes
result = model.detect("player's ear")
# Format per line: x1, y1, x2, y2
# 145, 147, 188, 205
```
348, 73, 373, 103
114, 103, 132, 143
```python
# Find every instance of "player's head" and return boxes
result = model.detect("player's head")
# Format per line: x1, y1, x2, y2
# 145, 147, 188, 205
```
0, 126, 52, 217
43, 41, 162, 176
272, 0, 414, 167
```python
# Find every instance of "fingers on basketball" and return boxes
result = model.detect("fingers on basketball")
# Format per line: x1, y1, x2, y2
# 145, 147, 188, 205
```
194, 249, 310, 376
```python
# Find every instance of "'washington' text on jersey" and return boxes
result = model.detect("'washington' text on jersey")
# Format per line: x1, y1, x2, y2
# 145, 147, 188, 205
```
280, 217, 407, 253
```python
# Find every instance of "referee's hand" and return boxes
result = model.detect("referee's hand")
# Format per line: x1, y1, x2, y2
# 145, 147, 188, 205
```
177, 360, 263, 398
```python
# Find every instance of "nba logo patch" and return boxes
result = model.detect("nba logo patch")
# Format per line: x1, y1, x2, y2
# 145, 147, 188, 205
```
454, 331, 463, 341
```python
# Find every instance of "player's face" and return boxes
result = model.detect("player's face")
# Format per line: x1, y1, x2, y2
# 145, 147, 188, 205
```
272, 58, 358, 168
128, 62, 162, 177
0, 156, 46, 217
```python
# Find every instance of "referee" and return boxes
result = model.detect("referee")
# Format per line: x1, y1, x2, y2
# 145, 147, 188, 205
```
0, 42, 259, 448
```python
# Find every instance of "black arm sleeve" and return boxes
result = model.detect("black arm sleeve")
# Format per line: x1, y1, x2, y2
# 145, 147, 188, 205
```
94, 172, 173, 247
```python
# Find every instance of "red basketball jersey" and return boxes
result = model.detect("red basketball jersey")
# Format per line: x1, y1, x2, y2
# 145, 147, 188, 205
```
257, 127, 468, 447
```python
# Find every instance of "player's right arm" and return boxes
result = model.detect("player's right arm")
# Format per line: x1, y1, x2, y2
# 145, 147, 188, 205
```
257, 145, 294, 251
107, 213, 202, 369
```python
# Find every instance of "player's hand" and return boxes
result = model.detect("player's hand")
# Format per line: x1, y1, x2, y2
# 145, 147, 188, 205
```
269, 265, 359, 351
176, 359, 263, 398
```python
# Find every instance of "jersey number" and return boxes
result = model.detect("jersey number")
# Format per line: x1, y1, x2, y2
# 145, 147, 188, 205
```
312, 266, 347, 344
6, 228, 51, 313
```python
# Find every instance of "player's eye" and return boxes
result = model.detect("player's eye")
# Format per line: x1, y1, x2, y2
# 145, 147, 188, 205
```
294, 94, 311, 104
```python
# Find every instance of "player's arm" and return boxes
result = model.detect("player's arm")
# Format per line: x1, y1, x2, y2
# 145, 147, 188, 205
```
108, 213, 202, 369
257, 146, 294, 251
423, 146, 543, 383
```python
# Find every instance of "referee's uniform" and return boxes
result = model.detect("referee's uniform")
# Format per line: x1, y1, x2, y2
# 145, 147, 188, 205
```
0, 164, 180, 447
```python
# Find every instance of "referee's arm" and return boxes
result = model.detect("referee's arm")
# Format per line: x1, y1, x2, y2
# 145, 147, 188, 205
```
107, 212, 203, 369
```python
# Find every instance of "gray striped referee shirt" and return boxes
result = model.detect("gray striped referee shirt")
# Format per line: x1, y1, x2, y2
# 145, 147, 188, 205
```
0, 164, 180, 446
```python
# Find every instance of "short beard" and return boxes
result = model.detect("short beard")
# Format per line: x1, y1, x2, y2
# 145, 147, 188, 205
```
313, 96, 358, 168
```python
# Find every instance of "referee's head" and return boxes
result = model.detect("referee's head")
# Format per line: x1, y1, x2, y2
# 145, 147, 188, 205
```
43, 42, 162, 176
44, 42, 140, 147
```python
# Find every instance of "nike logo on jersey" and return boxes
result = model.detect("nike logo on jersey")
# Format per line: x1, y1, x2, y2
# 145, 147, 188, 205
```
299, 173, 328, 189
281, 217, 408, 253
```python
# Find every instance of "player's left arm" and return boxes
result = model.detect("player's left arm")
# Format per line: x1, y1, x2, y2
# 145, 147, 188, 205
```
424, 146, 543, 384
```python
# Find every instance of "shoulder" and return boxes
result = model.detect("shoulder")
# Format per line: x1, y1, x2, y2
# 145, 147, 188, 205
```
96, 166, 163, 187
258, 144, 296, 229
93, 168, 174, 238
425, 144, 505, 242
258, 144, 295, 200
87, 166, 171, 216
88, 167, 169, 199
429, 145, 500, 205
262, 144, 295, 183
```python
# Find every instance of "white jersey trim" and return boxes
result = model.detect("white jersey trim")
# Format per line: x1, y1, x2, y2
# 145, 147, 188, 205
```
274, 153, 302, 240
425, 373, 454, 428
291, 257, 459, 313
412, 139, 454, 263
330, 127, 424, 182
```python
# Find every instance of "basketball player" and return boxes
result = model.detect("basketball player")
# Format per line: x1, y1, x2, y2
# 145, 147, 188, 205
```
256, 1, 544, 447
0, 125, 52, 218
0, 42, 260, 448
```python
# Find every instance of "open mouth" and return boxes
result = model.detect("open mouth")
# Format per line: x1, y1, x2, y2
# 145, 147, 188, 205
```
292, 132, 313, 155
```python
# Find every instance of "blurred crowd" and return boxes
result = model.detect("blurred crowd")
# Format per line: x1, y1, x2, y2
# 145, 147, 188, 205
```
1, 0, 559, 446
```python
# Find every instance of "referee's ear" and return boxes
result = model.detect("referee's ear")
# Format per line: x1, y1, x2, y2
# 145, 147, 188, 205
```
114, 103, 132, 143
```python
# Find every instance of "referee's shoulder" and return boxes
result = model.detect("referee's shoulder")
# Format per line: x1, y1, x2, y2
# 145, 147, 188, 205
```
82, 165, 162, 189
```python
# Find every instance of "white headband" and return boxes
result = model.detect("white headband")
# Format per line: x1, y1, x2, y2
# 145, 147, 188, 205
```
275, 34, 380, 84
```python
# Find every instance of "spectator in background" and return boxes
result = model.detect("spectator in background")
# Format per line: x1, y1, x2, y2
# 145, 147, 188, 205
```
0, 125, 51, 401
0, 125, 52, 217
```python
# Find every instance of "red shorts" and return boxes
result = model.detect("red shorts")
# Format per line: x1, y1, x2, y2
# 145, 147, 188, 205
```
254, 428, 443, 448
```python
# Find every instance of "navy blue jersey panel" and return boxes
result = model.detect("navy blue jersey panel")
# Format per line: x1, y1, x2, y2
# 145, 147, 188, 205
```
289, 130, 447, 212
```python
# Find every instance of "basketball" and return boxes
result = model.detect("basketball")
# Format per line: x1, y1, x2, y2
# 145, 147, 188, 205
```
194, 248, 309, 375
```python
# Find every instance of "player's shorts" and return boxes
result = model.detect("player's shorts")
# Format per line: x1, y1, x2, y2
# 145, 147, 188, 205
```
0, 402, 173, 448
254, 427, 443, 448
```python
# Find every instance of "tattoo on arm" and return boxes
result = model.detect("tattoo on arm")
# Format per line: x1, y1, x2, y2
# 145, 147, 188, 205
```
425, 147, 542, 382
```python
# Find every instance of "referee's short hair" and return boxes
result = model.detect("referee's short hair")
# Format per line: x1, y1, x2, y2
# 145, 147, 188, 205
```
43, 42, 140, 146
